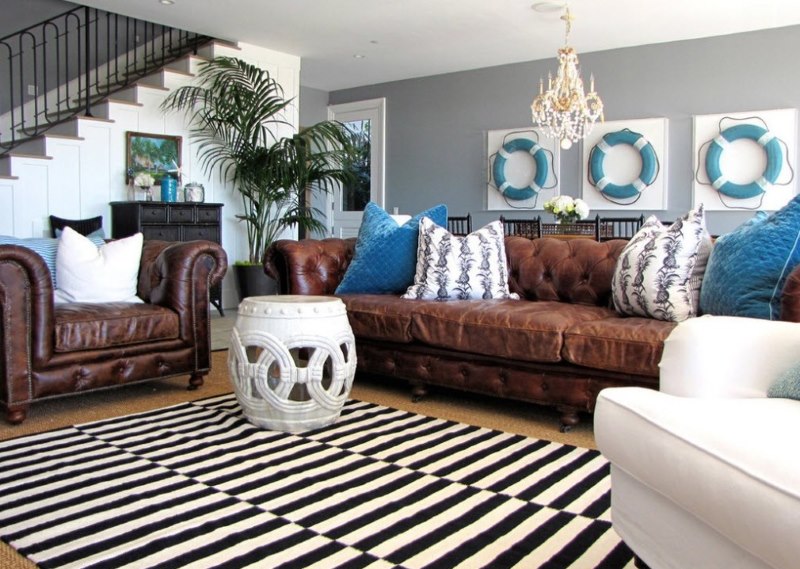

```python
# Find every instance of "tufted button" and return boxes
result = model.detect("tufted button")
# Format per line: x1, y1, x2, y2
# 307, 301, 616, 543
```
541, 382, 549, 392
498, 372, 508, 384
460, 367, 468, 376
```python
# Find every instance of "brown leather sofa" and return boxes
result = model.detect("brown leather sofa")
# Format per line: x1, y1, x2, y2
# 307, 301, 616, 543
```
0, 239, 227, 424
265, 236, 800, 430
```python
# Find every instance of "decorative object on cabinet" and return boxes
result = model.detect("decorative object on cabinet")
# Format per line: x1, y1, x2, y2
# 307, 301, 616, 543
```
184, 182, 205, 203
530, 4, 603, 150
487, 127, 559, 211
126, 131, 182, 186
581, 118, 668, 211
693, 108, 797, 211
110, 201, 224, 316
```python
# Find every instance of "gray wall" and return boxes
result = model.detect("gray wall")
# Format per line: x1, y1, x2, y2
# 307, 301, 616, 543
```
1, 0, 76, 37
329, 25, 800, 235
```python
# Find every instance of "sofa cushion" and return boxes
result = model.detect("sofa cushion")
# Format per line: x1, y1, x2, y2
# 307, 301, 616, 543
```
339, 295, 416, 343
563, 317, 677, 377
54, 303, 180, 352
768, 361, 800, 400
335, 202, 447, 295
611, 207, 712, 322
411, 300, 617, 362
403, 218, 518, 301
54, 228, 144, 304
701, 195, 800, 320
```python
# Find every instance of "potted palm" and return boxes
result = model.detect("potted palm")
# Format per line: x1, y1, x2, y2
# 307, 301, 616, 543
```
161, 56, 354, 298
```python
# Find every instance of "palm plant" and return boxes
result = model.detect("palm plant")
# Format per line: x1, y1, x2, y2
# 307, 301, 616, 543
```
161, 56, 354, 264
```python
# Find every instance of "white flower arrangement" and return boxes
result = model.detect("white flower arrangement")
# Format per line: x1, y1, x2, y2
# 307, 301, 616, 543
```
133, 172, 155, 188
543, 195, 590, 223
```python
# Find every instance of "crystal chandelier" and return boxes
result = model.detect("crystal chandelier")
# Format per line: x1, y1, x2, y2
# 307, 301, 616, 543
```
531, 5, 603, 150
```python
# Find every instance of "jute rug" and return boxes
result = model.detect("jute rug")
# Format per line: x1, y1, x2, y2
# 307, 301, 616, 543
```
0, 393, 632, 568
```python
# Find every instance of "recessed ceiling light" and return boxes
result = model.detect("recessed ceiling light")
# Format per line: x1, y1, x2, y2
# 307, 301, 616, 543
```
531, 2, 564, 13
159, 0, 175, 5
353, 54, 366, 59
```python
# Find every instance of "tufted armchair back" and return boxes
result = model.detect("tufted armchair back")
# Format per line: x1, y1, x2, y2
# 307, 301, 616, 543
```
266, 236, 628, 306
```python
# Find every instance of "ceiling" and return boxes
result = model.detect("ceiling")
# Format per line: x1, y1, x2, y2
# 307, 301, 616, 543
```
75, 0, 800, 91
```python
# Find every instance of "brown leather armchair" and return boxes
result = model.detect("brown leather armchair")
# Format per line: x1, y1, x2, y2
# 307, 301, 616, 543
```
0, 239, 227, 424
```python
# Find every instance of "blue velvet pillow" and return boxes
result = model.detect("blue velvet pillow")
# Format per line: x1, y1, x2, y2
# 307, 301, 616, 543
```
768, 361, 800, 400
335, 202, 448, 294
700, 194, 800, 320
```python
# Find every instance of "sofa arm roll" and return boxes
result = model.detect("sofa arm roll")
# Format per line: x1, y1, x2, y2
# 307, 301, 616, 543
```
0, 245, 56, 405
659, 315, 800, 399
264, 238, 355, 295
142, 240, 227, 343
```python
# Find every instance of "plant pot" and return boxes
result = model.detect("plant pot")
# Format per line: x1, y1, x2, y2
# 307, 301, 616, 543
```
233, 264, 277, 302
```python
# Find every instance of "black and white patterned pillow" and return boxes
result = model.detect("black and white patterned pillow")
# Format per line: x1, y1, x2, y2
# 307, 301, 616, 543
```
611, 207, 712, 322
403, 218, 519, 301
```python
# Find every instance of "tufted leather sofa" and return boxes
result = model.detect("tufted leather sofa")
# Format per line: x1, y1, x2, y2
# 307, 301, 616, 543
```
0, 239, 227, 424
265, 236, 800, 430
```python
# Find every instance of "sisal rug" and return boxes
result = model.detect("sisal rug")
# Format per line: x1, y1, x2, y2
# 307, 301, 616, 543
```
0, 394, 633, 569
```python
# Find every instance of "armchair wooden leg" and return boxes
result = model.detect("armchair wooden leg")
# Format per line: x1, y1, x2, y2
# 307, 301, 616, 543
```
557, 406, 580, 433
410, 381, 427, 403
5, 404, 28, 425
188, 372, 206, 391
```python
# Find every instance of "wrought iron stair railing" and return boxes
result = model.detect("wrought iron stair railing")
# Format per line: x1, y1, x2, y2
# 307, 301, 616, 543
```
0, 5, 214, 156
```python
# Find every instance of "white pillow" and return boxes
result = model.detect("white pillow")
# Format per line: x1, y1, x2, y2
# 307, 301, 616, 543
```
403, 218, 519, 301
611, 206, 712, 322
54, 227, 144, 304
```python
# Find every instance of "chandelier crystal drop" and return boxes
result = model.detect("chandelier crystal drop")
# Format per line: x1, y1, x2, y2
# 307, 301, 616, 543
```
531, 6, 603, 150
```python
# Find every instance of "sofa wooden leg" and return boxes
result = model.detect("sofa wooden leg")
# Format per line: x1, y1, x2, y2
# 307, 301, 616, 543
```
188, 372, 205, 391
410, 381, 427, 402
557, 406, 580, 433
5, 405, 27, 425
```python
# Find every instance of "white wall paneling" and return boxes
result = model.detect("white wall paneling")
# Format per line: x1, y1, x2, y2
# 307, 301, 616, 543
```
693, 108, 798, 211
581, 118, 668, 211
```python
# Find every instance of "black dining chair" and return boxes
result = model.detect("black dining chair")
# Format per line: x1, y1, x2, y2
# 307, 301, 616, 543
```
447, 214, 472, 236
597, 215, 645, 241
49, 215, 104, 238
500, 215, 541, 239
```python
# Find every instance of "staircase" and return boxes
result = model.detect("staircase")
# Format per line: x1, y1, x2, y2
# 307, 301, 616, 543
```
0, 7, 302, 310
0, 5, 214, 157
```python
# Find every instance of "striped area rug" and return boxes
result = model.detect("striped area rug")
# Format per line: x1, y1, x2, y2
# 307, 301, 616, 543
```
0, 395, 634, 569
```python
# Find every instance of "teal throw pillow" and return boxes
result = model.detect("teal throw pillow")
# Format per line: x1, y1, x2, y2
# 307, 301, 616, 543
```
0, 233, 106, 287
767, 361, 800, 400
700, 194, 800, 320
335, 202, 448, 294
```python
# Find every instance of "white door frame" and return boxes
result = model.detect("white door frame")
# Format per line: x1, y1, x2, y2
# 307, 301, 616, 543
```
327, 97, 386, 237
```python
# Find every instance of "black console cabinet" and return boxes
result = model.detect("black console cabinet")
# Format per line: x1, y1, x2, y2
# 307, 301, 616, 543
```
110, 201, 224, 315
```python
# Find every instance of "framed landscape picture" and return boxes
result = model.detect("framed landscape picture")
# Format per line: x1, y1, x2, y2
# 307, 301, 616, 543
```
125, 131, 182, 184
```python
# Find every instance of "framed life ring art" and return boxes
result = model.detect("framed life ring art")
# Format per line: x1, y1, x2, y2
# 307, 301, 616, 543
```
486, 128, 560, 211
693, 109, 797, 211
581, 118, 668, 211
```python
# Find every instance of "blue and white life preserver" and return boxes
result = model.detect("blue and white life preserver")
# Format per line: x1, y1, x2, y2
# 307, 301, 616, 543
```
705, 123, 783, 199
492, 138, 549, 201
588, 129, 658, 199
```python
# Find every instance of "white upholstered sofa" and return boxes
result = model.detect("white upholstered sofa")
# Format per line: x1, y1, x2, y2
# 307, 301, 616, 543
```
595, 315, 800, 569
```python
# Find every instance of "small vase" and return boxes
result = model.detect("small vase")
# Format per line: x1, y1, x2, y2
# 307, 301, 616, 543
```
143, 187, 153, 202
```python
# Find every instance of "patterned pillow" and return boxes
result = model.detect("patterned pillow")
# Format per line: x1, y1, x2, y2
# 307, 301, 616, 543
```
700, 194, 800, 320
0, 232, 104, 287
335, 202, 448, 294
611, 207, 712, 321
403, 218, 519, 301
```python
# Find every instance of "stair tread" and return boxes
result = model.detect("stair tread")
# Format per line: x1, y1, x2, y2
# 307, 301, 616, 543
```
103, 98, 144, 107
2, 153, 53, 160
0, 175, 19, 180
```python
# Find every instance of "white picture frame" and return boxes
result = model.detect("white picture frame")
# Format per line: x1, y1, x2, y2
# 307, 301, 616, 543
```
580, 117, 668, 211
486, 127, 560, 211
693, 108, 797, 211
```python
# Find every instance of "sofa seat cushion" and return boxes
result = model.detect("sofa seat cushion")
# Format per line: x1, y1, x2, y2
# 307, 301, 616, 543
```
596, 388, 800, 569
54, 303, 180, 352
411, 300, 617, 362
340, 295, 417, 343
563, 317, 676, 377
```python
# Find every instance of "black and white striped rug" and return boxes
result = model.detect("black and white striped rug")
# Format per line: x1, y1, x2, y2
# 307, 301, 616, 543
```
0, 395, 634, 568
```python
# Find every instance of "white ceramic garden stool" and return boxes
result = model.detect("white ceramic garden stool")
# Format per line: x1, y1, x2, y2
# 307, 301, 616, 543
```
228, 295, 357, 432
